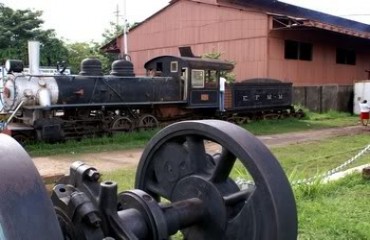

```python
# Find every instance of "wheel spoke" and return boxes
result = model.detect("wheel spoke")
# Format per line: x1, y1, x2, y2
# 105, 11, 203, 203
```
139, 114, 158, 130
210, 148, 236, 183
223, 187, 255, 207
184, 136, 210, 175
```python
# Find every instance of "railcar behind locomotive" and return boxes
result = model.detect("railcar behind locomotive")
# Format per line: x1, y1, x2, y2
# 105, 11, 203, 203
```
0, 43, 297, 143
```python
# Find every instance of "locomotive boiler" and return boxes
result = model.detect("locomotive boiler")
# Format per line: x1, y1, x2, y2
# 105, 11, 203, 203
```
1, 42, 297, 143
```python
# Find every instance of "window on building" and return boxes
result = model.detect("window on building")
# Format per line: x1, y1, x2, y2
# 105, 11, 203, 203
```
284, 40, 313, 61
336, 48, 356, 65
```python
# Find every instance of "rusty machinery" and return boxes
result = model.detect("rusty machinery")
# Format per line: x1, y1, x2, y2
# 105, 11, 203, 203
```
0, 120, 297, 239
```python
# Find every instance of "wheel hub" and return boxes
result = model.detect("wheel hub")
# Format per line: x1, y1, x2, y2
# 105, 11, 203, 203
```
171, 175, 227, 239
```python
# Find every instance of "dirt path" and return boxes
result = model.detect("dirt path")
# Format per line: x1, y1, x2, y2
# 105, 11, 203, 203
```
33, 125, 366, 178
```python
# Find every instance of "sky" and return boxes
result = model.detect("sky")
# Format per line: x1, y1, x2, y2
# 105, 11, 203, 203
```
0, 0, 369, 43
0, 0, 170, 43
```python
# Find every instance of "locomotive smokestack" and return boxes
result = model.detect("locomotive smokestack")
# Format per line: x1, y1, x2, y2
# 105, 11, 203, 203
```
28, 41, 40, 75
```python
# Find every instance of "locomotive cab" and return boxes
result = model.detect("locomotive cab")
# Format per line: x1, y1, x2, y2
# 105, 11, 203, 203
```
144, 56, 234, 109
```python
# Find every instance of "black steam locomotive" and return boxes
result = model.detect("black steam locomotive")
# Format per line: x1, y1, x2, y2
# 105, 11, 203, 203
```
1, 54, 295, 143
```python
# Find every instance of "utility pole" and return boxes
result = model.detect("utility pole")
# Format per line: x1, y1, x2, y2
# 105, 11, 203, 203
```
114, 4, 120, 27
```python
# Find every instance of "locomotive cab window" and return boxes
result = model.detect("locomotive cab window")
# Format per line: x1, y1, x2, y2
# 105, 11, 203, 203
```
155, 62, 163, 76
191, 70, 205, 88
205, 70, 218, 88
170, 61, 178, 72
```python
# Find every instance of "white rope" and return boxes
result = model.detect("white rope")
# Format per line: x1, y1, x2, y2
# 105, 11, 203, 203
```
236, 143, 370, 188
291, 144, 370, 185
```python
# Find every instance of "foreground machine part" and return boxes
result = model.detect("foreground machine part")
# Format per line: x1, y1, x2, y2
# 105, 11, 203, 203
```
0, 120, 297, 240
0, 134, 63, 240
135, 120, 297, 239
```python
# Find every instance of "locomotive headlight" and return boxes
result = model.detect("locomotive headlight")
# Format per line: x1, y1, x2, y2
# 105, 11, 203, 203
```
5, 59, 24, 73
5, 60, 11, 72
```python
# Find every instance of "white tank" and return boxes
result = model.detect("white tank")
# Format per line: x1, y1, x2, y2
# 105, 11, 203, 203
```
353, 80, 370, 114
2, 75, 59, 111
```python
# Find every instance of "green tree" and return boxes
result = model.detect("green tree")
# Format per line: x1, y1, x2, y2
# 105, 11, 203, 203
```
102, 21, 123, 45
202, 50, 236, 82
101, 21, 140, 64
36, 29, 69, 67
0, 4, 68, 67
102, 21, 139, 45
66, 42, 110, 74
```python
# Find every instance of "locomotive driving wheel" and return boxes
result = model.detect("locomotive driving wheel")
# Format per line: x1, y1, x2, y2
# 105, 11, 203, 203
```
138, 114, 159, 130
135, 120, 297, 240
111, 116, 133, 133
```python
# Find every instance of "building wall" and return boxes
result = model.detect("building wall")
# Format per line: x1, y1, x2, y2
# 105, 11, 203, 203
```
293, 85, 353, 113
268, 26, 370, 86
124, 0, 270, 77
120, 0, 370, 88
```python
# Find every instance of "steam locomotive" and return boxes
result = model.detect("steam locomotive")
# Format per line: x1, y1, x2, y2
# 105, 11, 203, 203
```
0, 45, 296, 143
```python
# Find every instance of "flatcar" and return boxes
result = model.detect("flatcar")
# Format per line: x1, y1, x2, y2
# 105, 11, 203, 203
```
0, 47, 297, 143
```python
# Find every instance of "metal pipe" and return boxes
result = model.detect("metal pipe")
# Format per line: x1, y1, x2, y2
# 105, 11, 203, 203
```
122, 0, 128, 57
28, 41, 40, 75
5, 99, 24, 126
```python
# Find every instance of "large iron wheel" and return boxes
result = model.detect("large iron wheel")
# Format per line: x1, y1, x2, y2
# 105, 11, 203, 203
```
135, 120, 297, 240
111, 116, 134, 133
138, 114, 158, 130
0, 134, 63, 239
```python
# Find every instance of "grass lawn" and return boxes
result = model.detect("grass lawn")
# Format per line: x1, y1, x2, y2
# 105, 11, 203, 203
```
26, 111, 359, 157
245, 111, 358, 135
295, 175, 370, 239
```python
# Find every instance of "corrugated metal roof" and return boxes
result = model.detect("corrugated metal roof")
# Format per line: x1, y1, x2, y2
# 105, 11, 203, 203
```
222, 0, 370, 33
271, 14, 370, 39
